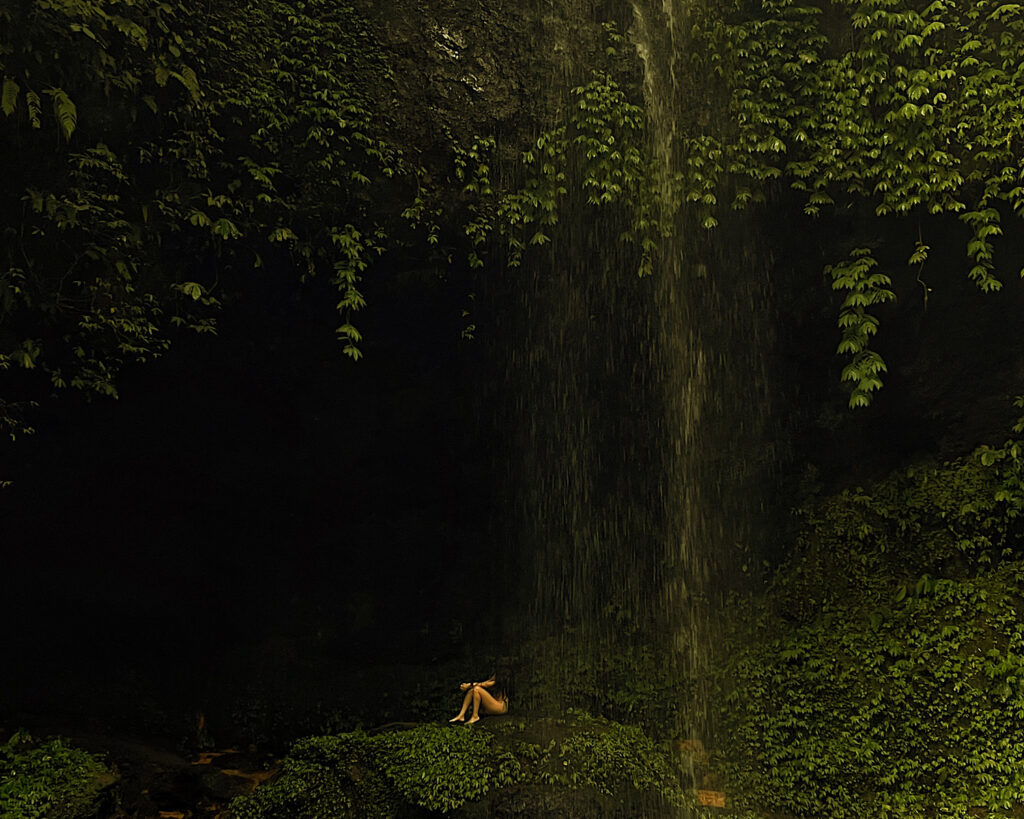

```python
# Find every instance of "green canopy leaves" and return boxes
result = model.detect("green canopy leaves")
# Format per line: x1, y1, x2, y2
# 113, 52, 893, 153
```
0, 0, 408, 437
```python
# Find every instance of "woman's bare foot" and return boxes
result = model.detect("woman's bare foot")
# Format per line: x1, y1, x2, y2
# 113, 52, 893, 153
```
466, 715, 480, 724
449, 715, 465, 723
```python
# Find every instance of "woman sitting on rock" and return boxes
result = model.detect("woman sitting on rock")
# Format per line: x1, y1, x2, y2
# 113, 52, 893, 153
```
449, 677, 508, 723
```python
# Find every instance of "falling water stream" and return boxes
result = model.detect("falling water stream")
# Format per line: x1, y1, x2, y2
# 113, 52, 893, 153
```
626, 0, 781, 735
493, 0, 779, 810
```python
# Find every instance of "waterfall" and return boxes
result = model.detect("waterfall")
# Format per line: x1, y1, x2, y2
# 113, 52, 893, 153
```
628, 0, 780, 737
494, 0, 779, 804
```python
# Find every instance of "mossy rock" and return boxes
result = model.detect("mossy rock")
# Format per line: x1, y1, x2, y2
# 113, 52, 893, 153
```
227, 714, 692, 817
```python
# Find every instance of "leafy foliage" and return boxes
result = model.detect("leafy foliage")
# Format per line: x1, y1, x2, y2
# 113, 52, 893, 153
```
717, 443, 1024, 816
228, 718, 687, 817
228, 728, 496, 817
0, 0, 408, 437
681, 0, 1024, 404
446, 26, 661, 278
977, 396, 1024, 516
534, 713, 685, 802
441, 3, 1024, 406
0, 732, 113, 819
373, 725, 496, 812
228, 733, 396, 819
7, 0, 1022, 427
827, 247, 895, 407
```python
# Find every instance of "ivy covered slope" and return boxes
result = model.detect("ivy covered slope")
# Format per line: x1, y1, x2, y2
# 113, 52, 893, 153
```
227, 716, 691, 818
0, 0, 414, 437
717, 406, 1024, 818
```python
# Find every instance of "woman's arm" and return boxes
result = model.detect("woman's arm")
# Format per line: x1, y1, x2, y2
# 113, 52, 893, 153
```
460, 678, 496, 690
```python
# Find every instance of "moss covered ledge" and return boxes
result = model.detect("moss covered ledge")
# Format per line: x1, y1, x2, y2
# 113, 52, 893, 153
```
226, 713, 693, 817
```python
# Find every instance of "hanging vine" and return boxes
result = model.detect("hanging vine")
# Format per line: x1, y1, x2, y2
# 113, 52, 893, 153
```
689, 0, 1024, 404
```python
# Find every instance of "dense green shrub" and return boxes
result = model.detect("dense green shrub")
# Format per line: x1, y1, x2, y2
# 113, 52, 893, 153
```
0, 732, 114, 819
229, 727, 497, 817
717, 444, 1024, 817
228, 733, 396, 819
372, 724, 495, 812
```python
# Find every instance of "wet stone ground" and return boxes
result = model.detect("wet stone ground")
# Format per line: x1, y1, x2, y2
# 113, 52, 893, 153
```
67, 734, 278, 818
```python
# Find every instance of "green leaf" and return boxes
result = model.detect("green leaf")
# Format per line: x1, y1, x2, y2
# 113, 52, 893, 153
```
44, 88, 77, 139
2, 77, 19, 116
268, 226, 298, 242
337, 323, 363, 343
176, 65, 201, 102
211, 218, 240, 239
25, 90, 41, 128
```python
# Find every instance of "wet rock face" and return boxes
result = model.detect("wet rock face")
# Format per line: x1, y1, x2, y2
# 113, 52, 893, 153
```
360, 0, 620, 162
367, 0, 540, 162
78, 771, 120, 819
365, 0, 526, 158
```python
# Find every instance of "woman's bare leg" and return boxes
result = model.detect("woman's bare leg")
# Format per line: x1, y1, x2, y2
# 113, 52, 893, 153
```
452, 683, 508, 724
449, 689, 474, 722
467, 687, 507, 723
466, 688, 483, 723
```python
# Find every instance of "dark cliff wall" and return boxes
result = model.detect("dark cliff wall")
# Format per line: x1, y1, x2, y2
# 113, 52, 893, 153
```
361, 0, 637, 163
